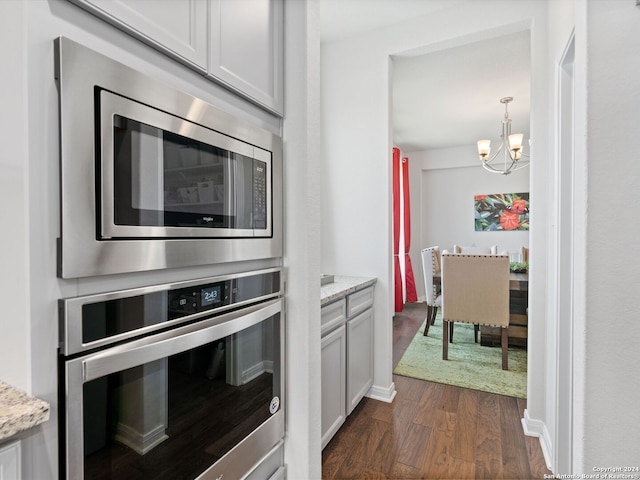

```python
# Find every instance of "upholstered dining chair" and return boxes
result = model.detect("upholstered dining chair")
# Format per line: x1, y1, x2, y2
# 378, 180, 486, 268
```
442, 250, 480, 344
441, 252, 511, 370
520, 246, 529, 263
453, 244, 498, 254
420, 247, 443, 336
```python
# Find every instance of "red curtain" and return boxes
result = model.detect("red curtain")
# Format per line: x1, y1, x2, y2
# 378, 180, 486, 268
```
392, 148, 404, 312
402, 157, 417, 302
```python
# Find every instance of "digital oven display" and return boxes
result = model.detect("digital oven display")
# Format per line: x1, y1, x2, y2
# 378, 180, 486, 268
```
201, 285, 222, 307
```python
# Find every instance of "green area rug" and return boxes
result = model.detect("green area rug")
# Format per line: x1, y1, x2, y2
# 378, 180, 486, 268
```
394, 314, 527, 399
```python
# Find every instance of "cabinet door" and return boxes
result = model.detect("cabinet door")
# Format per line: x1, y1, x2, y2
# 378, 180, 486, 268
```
346, 307, 374, 415
68, 0, 208, 69
321, 325, 346, 450
0, 440, 21, 480
209, 0, 284, 115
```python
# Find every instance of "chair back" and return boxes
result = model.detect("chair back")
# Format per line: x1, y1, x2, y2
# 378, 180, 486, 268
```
441, 253, 510, 328
420, 246, 440, 307
453, 245, 498, 255
520, 246, 529, 263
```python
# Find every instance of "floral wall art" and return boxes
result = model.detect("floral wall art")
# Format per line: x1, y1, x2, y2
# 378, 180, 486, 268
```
474, 192, 530, 231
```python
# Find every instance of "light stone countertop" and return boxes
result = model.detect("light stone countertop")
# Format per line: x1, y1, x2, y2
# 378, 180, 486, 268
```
0, 381, 50, 441
320, 275, 377, 306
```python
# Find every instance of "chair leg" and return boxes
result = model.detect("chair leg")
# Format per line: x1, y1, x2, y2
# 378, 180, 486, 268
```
431, 306, 438, 325
423, 306, 432, 336
443, 320, 449, 360
474, 324, 479, 343
501, 327, 508, 370
449, 321, 454, 343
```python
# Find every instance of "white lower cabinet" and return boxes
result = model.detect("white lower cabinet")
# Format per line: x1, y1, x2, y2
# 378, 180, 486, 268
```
0, 440, 21, 480
321, 285, 375, 449
321, 324, 346, 449
346, 307, 374, 415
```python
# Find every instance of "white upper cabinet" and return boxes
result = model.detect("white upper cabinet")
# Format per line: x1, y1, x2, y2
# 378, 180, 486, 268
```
68, 0, 208, 69
69, 0, 284, 115
209, 0, 283, 114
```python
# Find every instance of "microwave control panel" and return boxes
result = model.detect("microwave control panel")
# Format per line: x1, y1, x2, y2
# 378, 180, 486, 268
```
253, 159, 267, 230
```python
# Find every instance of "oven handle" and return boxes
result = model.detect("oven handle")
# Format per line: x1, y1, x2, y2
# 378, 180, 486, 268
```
82, 298, 282, 383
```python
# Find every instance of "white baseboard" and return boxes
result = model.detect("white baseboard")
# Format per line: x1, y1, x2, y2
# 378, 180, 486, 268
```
366, 382, 397, 403
243, 360, 272, 384
521, 408, 554, 472
114, 422, 168, 455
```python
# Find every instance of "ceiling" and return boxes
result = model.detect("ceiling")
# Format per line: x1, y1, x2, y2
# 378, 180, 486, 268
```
320, 0, 531, 153
320, 0, 470, 44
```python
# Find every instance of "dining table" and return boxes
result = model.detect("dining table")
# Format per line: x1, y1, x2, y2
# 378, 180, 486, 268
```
433, 271, 528, 348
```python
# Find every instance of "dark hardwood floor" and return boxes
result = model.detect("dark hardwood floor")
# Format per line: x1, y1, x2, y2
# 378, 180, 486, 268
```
322, 302, 551, 480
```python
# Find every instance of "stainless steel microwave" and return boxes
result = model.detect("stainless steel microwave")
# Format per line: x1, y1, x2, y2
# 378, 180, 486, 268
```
55, 37, 282, 278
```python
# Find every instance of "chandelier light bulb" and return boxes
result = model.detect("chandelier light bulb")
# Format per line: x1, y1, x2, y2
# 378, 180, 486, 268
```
477, 140, 491, 160
508, 133, 524, 159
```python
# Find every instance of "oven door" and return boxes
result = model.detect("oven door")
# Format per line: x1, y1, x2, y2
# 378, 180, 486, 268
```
61, 298, 283, 480
100, 90, 271, 239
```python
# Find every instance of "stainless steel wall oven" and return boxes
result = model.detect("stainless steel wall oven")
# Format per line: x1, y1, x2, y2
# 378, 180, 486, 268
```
59, 268, 285, 480
55, 37, 283, 278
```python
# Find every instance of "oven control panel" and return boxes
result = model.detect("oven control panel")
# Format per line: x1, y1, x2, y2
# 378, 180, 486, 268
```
168, 281, 231, 318
60, 268, 282, 356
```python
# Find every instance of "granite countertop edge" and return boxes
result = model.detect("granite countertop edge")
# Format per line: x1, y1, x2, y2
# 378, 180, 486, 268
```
0, 380, 50, 441
321, 275, 377, 306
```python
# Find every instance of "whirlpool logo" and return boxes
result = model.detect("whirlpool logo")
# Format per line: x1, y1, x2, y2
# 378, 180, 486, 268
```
202, 217, 214, 223
269, 396, 280, 414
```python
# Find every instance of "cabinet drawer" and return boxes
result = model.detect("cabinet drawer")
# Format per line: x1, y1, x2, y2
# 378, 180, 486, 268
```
346, 286, 374, 318
321, 299, 347, 336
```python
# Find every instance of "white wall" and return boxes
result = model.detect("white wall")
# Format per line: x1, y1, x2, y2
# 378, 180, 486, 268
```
321, 0, 550, 428
541, 0, 579, 473
0, 1, 30, 391
408, 145, 529, 300
321, 35, 397, 402
282, 0, 322, 478
576, 0, 640, 468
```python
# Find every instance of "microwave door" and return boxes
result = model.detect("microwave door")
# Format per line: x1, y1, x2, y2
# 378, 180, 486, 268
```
101, 90, 266, 242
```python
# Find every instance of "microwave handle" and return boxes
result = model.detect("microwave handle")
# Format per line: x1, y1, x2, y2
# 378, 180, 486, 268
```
82, 298, 282, 382
223, 152, 235, 221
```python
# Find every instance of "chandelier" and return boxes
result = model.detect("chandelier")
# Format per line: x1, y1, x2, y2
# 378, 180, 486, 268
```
477, 97, 530, 175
